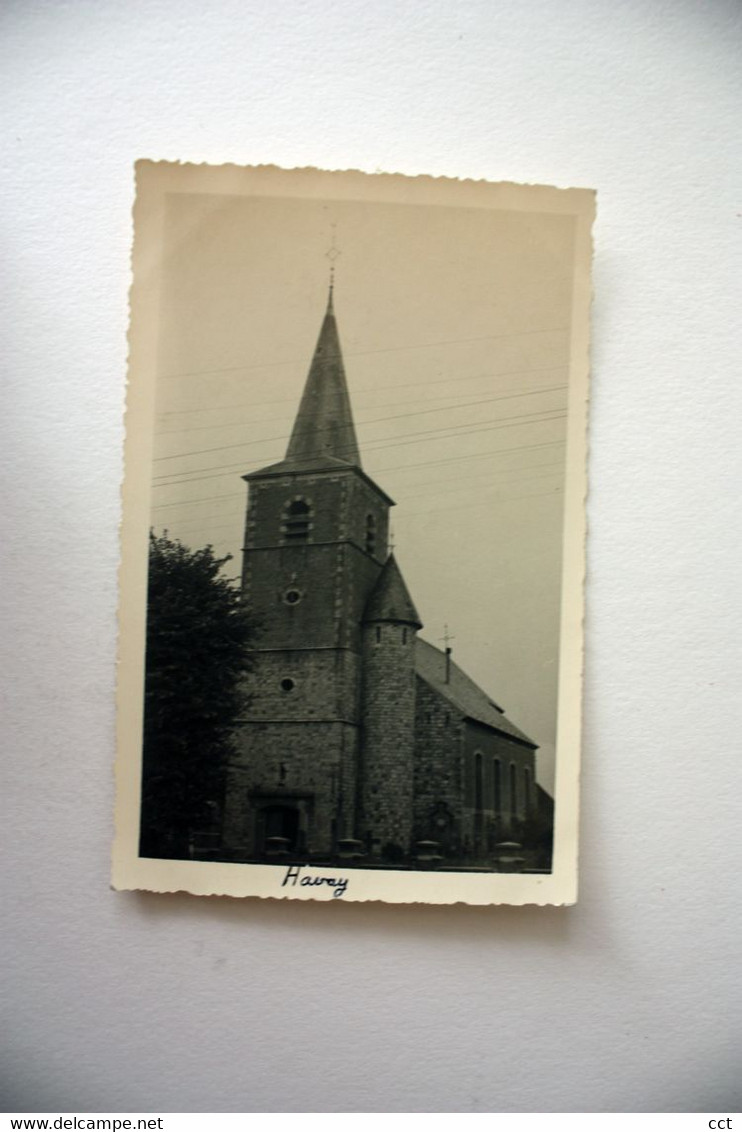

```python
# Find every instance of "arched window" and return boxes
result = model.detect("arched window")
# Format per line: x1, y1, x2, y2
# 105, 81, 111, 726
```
509, 763, 517, 816
493, 759, 501, 813
524, 767, 532, 813
474, 752, 483, 813
283, 499, 311, 542
365, 514, 376, 555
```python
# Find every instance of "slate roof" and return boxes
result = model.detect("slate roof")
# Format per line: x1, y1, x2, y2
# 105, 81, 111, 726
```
363, 554, 423, 628
415, 636, 537, 748
284, 284, 361, 466
244, 452, 355, 479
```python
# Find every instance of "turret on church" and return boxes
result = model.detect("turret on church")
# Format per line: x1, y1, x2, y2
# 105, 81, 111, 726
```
222, 286, 548, 869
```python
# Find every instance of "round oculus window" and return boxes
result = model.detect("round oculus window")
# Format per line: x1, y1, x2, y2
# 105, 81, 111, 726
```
283, 587, 303, 605
280, 678, 295, 692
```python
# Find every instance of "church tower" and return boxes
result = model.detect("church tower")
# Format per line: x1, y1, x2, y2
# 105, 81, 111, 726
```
360, 555, 422, 857
223, 285, 395, 859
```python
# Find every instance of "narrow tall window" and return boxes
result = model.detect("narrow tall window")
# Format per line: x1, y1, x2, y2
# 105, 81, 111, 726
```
402, 627, 408, 644
524, 767, 532, 813
365, 514, 376, 554
509, 763, 517, 816
375, 626, 381, 644
474, 752, 483, 813
283, 499, 311, 541
493, 759, 501, 813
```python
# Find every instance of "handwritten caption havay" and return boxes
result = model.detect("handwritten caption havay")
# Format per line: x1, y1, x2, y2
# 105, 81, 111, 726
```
281, 864, 349, 899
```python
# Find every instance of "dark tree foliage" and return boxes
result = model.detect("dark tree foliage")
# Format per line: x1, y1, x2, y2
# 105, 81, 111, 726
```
139, 532, 256, 860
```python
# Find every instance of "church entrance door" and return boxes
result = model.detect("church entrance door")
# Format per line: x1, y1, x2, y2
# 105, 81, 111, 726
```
261, 805, 300, 852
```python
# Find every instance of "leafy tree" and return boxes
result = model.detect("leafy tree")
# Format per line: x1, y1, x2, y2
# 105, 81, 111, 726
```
139, 532, 256, 859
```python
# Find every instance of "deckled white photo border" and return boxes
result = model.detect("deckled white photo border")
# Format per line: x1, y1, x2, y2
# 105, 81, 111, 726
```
113, 162, 593, 906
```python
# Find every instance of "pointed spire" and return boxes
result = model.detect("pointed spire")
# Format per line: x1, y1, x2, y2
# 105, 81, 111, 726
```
285, 287, 361, 466
363, 554, 423, 629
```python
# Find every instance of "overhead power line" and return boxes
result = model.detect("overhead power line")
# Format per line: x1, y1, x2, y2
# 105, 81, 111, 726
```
153, 384, 568, 465
158, 326, 568, 382
376, 438, 565, 477
154, 493, 243, 516
401, 465, 563, 503
151, 519, 243, 538
149, 457, 567, 526
157, 364, 567, 421
406, 485, 563, 517
152, 438, 566, 511
156, 480, 565, 540
151, 406, 566, 489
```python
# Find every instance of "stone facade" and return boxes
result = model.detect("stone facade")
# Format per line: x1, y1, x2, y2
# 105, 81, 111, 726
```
360, 599, 419, 857
221, 286, 545, 868
413, 678, 466, 857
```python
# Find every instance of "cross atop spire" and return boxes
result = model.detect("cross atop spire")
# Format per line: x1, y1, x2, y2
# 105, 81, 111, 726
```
439, 624, 456, 650
439, 623, 455, 683
325, 223, 341, 310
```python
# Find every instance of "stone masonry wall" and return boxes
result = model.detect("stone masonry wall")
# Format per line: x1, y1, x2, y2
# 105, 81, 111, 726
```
359, 621, 416, 855
245, 647, 363, 724
223, 720, 359, 857
461, 721, 537, 851
243, 474, 386, 654
228, 465, 391, 859
413, 679, 466, 855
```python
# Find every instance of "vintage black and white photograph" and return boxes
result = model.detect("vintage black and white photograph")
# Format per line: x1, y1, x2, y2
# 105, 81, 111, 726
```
114, 163, 593, 904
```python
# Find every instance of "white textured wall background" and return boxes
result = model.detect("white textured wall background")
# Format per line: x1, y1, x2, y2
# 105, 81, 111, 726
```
1, 0, 740, 1114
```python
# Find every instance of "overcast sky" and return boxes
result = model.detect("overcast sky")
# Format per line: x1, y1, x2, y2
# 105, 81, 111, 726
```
147, 181, 577, 790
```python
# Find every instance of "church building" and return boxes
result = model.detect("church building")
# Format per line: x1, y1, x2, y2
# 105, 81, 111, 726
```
222, 284, 546, 869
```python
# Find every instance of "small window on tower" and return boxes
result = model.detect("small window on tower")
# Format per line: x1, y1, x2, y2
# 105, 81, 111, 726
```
283, 499, 311, 542
365, 514, 376, 555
